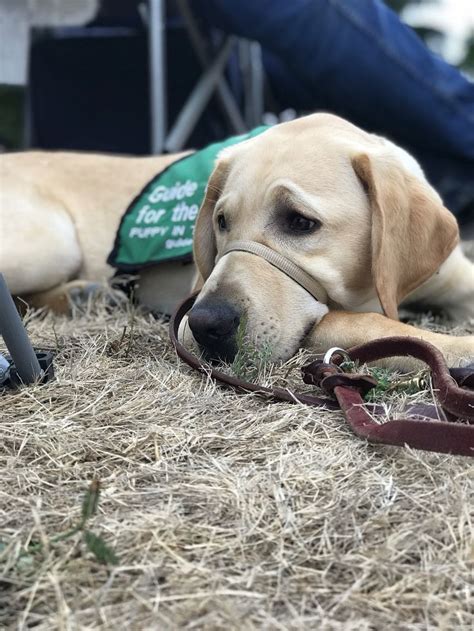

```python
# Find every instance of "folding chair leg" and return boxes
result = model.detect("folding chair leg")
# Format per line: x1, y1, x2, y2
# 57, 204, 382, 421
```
177, 0, 246, 134
239, 40, 264, 129
148, 0, 167, 154
164, 37, 236, 153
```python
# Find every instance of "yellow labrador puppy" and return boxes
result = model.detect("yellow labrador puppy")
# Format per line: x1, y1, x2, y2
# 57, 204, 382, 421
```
188, 114, 474, 368
1, 113, 473, 368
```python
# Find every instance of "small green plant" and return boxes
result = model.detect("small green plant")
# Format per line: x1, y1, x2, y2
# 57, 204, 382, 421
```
231, 315, 273, 382
365, 368, 427, 401
339, 360, 427, 401
364, 366, 394, 401
24, 479, 118, 565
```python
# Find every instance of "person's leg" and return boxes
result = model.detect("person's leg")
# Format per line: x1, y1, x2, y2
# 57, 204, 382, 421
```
195, 0, 474, 223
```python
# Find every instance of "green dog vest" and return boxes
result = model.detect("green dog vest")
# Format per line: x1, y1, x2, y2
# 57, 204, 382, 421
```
108, 126, 268, 270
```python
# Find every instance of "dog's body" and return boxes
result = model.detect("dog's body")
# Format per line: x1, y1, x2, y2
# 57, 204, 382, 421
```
0, 150, 197, 314
1, 114, 474, 369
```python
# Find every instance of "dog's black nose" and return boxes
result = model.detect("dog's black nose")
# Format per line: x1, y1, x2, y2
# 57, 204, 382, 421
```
188, 299, 241, 361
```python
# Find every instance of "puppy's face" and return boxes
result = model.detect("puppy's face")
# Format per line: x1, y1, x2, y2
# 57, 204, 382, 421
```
188, 114, 458, 362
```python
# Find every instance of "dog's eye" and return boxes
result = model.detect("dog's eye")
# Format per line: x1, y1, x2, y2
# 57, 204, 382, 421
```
286, 211, 320, 234
217, 214, 227, 231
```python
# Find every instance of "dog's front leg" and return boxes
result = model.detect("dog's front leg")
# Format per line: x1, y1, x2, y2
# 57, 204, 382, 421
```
305, 311, 474, 371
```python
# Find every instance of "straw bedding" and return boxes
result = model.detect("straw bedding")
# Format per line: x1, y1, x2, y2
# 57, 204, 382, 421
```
1, 292, 473, 630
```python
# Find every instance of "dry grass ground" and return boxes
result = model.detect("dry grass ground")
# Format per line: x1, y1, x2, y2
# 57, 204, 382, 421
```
0, 294, 473, 630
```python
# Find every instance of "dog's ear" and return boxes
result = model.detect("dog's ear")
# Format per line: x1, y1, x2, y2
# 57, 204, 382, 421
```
352, 152, 459, 320
193, 159, 229, 282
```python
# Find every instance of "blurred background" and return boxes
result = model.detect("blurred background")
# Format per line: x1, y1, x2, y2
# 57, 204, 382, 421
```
0, 0, 473, 155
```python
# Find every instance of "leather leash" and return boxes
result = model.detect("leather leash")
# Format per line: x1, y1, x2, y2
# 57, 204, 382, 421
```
170, 294, 339, 410
170, 294, 474, 458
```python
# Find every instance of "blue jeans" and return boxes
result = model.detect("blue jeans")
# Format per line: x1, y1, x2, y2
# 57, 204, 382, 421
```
197, 0, 474, 226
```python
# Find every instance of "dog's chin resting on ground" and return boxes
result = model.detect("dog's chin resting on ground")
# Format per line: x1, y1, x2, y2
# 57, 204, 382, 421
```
183, 114, 474, 371
1, 113, 474, 372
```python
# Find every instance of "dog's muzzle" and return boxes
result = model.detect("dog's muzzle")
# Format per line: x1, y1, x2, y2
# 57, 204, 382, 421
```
188, 240, 328, 362
220, 240, 328, 304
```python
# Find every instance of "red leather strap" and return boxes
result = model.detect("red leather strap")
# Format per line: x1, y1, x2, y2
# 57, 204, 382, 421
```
170, 294, 474, 458
345, 337, 474, 419
302, 357, 474, 457
169, 294, 339, 409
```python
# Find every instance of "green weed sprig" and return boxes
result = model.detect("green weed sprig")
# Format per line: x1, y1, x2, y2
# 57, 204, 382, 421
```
23, 479, 118, 565
231, 316, 273, 382
340, 360, 428, 402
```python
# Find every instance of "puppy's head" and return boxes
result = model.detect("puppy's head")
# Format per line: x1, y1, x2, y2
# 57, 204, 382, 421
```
188, 114, 458, 362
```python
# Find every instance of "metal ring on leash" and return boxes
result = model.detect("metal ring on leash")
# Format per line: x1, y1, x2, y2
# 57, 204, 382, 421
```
323, 347, 352, 366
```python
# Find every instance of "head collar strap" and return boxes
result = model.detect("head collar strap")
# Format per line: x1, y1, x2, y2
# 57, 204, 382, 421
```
221, 240, 328, 304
